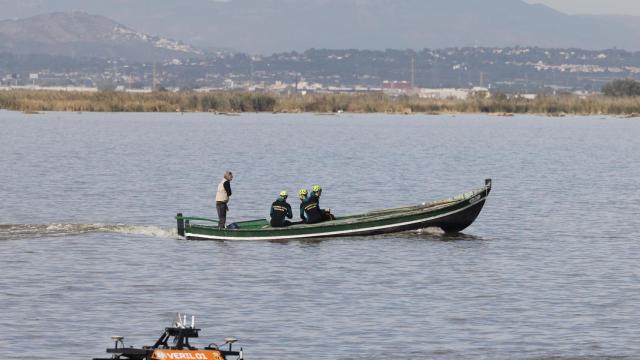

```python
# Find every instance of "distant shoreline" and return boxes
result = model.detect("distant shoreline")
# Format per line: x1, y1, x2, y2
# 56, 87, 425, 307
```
1, 90, 639, 116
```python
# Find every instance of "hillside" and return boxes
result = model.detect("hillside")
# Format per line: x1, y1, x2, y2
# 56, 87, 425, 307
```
0, 12, 203, 61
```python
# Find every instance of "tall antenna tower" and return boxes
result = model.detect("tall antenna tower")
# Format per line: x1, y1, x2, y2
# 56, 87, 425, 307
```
113, 60, 118, 87
250, 60, 254, 86
152, 63, 157, 91
411, 56, 415, 88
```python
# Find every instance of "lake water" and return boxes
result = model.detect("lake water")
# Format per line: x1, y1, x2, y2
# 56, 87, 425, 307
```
1, 111, 639, 360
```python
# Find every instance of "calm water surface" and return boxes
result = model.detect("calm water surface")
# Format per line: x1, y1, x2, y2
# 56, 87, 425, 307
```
1, 111, 639, 359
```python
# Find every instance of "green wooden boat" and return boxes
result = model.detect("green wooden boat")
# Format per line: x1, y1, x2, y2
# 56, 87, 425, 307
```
177, 179, 492, 241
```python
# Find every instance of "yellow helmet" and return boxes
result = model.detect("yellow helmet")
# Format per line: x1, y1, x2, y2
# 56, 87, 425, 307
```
298, 188, 308, 198
279, 190, 288, 198
312, 185, 322, 193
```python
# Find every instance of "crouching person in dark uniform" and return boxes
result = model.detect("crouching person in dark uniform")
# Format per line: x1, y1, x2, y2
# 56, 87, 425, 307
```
270, 191, 293, 227
301, 185, 326, 224
309, 184, 335, 222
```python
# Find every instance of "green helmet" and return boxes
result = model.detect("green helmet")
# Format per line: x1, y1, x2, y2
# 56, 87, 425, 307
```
279, 190, 288, 198
312, 185, 322, 193
298, 188, 308, 198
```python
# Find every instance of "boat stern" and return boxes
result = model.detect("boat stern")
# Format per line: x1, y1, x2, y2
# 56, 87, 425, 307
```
177, 213, 185, 237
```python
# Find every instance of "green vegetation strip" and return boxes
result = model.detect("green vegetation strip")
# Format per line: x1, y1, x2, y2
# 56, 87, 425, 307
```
1, 89, 639, 115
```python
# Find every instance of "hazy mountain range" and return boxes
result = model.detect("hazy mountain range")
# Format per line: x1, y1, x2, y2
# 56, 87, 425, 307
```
0, 0, 639, 55
0, 12, 202, 62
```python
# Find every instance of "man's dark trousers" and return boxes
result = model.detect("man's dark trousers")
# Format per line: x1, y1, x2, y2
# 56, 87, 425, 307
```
216, 201, 227, 228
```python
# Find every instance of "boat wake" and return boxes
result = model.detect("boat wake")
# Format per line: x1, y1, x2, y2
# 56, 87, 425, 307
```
0, 223, 178, 241
414, 227, 446, 235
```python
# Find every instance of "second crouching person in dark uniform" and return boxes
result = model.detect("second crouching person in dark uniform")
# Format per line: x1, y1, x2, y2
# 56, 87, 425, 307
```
301, 185, 326, 224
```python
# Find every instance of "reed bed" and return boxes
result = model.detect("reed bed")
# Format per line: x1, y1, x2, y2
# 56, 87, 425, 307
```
1, 90, 639, 116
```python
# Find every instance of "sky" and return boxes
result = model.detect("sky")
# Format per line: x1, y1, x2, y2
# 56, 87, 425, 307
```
525, 0, 640, 16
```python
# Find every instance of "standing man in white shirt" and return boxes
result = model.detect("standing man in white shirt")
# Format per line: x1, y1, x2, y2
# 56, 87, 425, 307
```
216, 170, 233, 228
